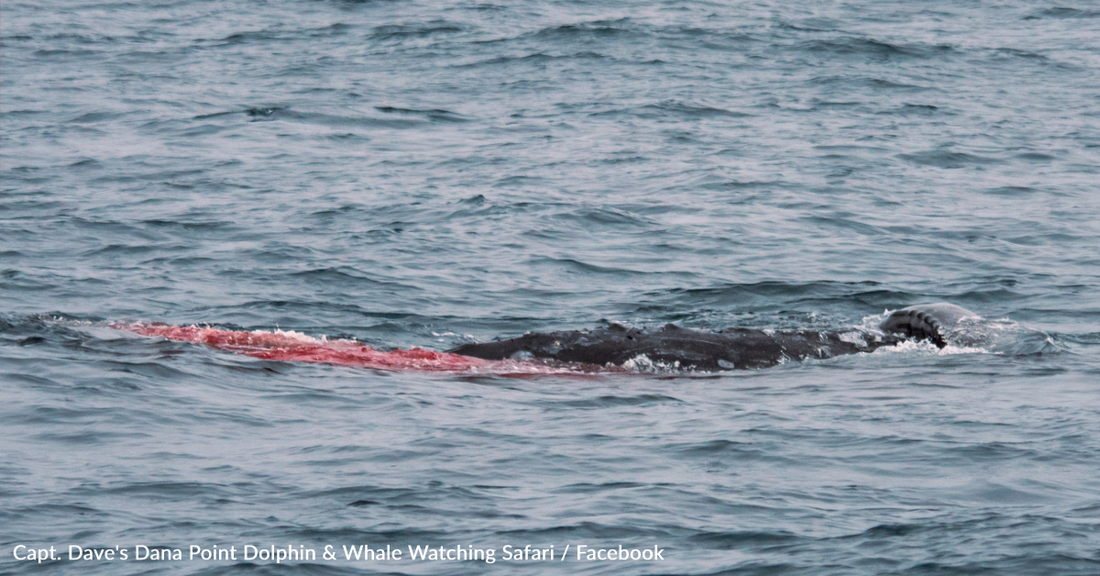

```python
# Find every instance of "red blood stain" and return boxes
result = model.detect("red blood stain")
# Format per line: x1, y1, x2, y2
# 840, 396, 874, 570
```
114, 322, 617, 376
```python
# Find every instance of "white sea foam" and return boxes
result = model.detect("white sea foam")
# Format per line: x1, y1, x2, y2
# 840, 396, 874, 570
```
623, 354, 684, 373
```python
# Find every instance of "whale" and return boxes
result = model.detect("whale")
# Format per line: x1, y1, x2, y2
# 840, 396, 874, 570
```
115, 303, 987, 375
448, 303, 981, 371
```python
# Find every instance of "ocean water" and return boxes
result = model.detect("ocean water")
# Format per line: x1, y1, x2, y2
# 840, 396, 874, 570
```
2, 0, 1100, 574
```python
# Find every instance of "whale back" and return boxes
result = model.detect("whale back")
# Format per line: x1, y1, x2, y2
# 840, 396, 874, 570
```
879, 303, 979, 348
449, 323, 879, 371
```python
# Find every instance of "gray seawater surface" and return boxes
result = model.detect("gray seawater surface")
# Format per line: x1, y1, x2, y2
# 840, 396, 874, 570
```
2, 0, 1100, 574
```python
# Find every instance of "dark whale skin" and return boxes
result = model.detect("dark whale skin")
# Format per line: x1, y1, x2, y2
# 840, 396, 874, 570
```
449, 304, 980, 371
449, 323, 899, 371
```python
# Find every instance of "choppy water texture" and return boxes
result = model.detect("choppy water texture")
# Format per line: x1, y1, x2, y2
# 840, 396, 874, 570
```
3, 1, 1100, 574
